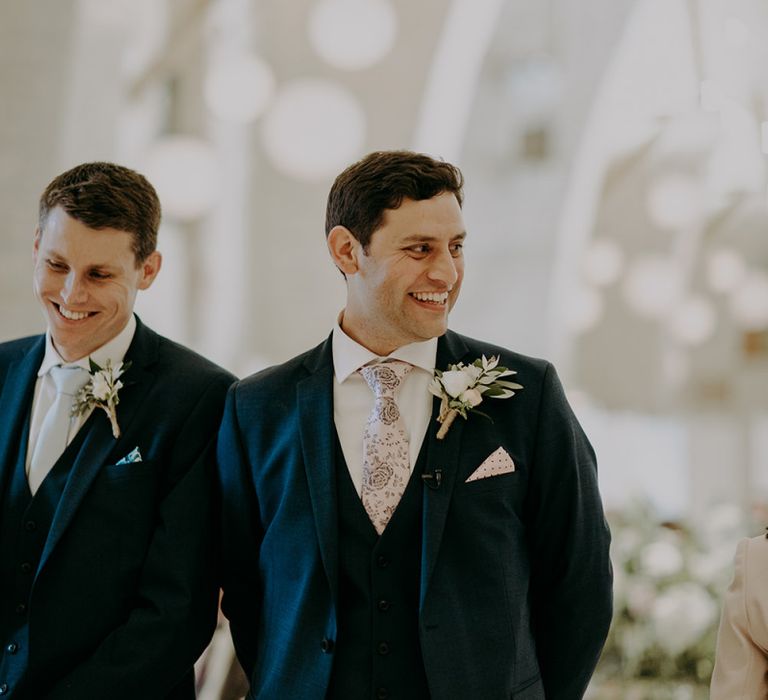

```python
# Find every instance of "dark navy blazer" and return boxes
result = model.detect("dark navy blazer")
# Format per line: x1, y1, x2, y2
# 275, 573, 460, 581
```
0, 316, 235, 698
217, 329, 612, 700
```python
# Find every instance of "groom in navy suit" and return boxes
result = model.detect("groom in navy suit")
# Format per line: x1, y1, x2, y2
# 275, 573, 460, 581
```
0, 162, 234, 698
217, 150, 612, 699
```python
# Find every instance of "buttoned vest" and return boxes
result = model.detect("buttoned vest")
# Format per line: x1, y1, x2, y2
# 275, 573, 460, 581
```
326, 435, 431, 700
0, 418, 87, 698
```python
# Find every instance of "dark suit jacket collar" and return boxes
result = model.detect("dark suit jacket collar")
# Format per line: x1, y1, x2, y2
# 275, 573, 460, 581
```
297, 334, 339, 599
296, 330, 474, 608
38, 316, 160, 574
0, 335, 45, 498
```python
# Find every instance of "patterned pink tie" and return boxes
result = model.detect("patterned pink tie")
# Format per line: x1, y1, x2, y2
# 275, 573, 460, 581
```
358, 360, 413, 535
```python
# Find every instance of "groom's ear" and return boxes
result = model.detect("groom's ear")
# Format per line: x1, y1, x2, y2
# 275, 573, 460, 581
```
327, 225, 360, 276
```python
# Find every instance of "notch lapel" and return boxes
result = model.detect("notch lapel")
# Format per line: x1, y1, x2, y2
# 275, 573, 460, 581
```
0, 337, 45, 495
297, 336, 339, 602
38, 319, 158, 574
420, 330, 469, 608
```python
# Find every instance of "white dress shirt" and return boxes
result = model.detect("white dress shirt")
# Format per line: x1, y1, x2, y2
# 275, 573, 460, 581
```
26, 315, 137, 470
332, 319, 437, 495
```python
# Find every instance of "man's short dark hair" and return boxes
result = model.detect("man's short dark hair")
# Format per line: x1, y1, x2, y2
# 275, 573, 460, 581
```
325, 150, 464, 250
39, 162, 161, 264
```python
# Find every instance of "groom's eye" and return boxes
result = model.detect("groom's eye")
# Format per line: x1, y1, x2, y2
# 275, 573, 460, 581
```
46, 259, 67, 272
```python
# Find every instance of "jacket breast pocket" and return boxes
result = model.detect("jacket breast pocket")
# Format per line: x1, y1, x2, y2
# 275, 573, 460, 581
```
463, 469, 518, 493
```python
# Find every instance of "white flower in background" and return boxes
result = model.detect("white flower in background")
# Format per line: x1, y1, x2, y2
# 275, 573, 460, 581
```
639, 539, 684, 578
626, 579, 656, 617
612, 529, 643, 562
701, 503, 744, 544
690, 544, 739, 588
651, 582, 718, 656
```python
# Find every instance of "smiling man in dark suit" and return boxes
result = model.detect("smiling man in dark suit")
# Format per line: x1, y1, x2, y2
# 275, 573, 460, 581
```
0, 162, 235, 698
217, 150, 612, 699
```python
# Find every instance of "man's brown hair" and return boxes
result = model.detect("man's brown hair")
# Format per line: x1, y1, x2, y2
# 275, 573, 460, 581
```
39, 162, 161, 264
325, 150, 464, 250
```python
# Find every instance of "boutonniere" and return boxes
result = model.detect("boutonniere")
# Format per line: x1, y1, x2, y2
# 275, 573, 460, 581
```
429, 355, 522, 439
72, 359, 131, 438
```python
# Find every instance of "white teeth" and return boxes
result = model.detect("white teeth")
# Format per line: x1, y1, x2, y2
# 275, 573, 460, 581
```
412, 291, 448, 304
58, 306, 89, 321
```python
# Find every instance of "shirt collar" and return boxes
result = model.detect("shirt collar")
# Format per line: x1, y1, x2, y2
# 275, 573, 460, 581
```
38, 314, 137, 377
332, 314, 438, 383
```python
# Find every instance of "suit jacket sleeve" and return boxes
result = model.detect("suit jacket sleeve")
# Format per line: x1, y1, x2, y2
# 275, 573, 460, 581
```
525, 363, 613, 699
44, 376, 231, 699
711, 537, 768, 699
216, 383, 264, 677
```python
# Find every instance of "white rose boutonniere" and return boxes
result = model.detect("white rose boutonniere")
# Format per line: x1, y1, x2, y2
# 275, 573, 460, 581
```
429, 355, 522, 439
72, 359, 131, 438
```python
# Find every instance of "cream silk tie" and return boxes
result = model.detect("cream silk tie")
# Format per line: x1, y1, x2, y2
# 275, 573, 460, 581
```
358, 360, 413, 535
27, 365, 90, 496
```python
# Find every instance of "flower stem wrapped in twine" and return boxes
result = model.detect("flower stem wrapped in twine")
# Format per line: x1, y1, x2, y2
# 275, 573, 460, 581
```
436, 409, 458, 440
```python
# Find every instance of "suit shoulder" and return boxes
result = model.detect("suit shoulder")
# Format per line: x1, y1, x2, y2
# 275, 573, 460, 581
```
154, 335, 237, 389
234, 339, 326, 394
449, 331, 551, 377
0, 335, 42, 366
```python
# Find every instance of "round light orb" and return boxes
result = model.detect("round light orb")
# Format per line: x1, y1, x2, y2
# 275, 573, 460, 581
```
308, 0, 398, 71
143, 136, 219, 221
504, 54, 563, 123
623, 255, 683, 318
646, 174, 702, 230
730, 271, 768, 330
204, 53, 276, 124
566, 285, 604, 334
582, 239, 624, 287
706, 248, 747, 294
667, 296, 716, 345
262, 79, 366, 181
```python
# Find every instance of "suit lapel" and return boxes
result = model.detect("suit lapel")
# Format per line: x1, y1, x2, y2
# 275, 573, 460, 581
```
420, 330, 469, 608
39, 318, 158, 572
297, 335, 339, 601
0, 337, 45, 496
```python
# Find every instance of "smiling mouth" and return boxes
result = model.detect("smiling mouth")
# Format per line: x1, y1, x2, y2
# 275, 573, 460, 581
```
54, 303, 94, 321
410, 291, 449, 306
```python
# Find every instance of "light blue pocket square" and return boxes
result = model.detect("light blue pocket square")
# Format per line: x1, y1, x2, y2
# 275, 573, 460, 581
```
116, 447, 142, 465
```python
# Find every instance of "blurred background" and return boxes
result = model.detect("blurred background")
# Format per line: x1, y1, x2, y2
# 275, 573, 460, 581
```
3, 0, 768, 696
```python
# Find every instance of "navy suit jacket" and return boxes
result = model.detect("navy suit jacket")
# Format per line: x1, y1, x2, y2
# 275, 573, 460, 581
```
0, 317, 235, 698
217, 330, 612, 700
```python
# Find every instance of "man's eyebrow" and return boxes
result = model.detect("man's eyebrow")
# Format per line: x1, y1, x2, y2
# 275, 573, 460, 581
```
399, 231, 467, 244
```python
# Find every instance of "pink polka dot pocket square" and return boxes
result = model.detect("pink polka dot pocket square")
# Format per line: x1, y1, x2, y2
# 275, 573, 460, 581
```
465, 446, 516, 482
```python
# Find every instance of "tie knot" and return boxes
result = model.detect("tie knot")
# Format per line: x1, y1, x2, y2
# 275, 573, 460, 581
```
359, 360, 412, 399
49, 365, 90, 397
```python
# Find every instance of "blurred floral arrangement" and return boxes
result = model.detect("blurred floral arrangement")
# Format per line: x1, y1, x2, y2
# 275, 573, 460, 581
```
588, 498, 747, 700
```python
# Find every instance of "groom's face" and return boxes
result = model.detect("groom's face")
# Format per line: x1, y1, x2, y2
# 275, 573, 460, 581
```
343, 191, 465, 355
32, 206, 161, 362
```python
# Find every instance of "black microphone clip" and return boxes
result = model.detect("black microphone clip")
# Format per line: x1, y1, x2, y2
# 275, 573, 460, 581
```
421, 468, 442, 490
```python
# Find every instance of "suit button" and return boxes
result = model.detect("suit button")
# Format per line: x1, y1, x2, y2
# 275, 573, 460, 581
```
5, 643, 17, 654
25, 520, 36, 532
377, 642, 390, 655
0, 683, 8, 694
320, 637, 334, 653
377, 599, 391, 611
376, 687, 388, 699
15, 603, 26, 615
376, 555, 388, 568
20, 562, 32, 574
